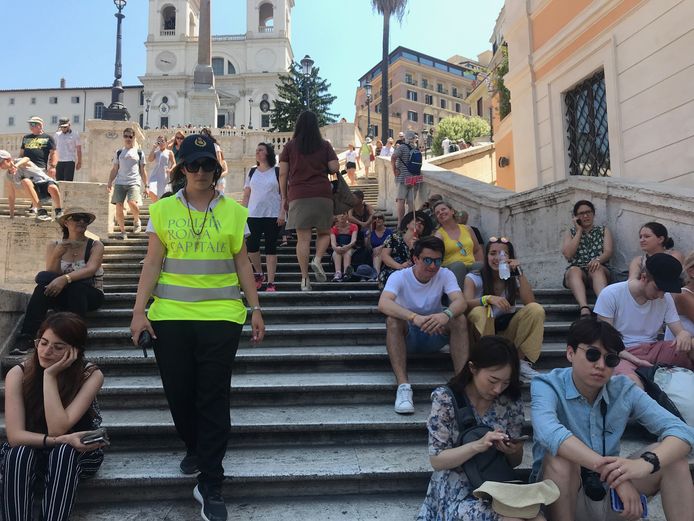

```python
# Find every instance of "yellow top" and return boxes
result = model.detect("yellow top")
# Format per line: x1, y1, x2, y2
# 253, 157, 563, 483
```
147, 194, 248, 324
439, 224, 475, 266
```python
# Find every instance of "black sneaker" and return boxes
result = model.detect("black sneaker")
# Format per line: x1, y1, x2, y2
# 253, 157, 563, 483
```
10, 334, 34, 356
180, 451, 199, 475
193, 483, 227, 521
36, 208, 52, 222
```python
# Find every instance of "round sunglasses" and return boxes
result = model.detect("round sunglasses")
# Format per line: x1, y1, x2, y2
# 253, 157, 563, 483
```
576, 345, 620, 368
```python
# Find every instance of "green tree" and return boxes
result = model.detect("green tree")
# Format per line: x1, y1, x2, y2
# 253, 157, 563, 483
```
494, 45, 511, 120
432, 116, 491, 155
270, 61, 338, 131
371, 0, 408, 143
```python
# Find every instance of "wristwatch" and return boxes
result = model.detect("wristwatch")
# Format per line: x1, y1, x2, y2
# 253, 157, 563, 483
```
640, 451, 660, 474
442, 308, 454, 320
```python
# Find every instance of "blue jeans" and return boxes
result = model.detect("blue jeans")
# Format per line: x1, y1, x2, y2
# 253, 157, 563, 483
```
405, 324, 448, 353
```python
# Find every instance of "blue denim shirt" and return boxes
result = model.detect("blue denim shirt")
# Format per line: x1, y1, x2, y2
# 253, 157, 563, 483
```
530, 367, 694, 480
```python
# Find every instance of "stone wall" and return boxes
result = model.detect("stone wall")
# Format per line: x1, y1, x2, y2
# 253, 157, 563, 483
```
375, 156, 694, 288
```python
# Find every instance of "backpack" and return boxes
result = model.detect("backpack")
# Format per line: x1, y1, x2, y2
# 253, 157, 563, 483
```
405, 144, 423, 174
116, 148, 144, 164
248, 165, 280, 181
440, 385, 518, 489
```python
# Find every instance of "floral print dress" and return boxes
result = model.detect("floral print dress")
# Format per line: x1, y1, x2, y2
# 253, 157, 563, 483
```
377, 232, 413, 289
417, 387, 524, 521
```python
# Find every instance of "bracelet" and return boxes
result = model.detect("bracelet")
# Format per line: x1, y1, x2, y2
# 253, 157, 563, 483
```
49, 164, 57, 168
481, 295, 489, 306
64, 274, 72, 284
442, 308, 453, 320
251, 305, 262, 312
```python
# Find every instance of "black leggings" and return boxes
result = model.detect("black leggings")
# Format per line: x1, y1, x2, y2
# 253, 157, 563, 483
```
246, 217, 281, 255
20, 283, 104, 338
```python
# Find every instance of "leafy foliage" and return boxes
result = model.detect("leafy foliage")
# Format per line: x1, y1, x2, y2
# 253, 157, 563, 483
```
269, 61, 337, 132
494, 45, 511, 120
431, 116, 491, 155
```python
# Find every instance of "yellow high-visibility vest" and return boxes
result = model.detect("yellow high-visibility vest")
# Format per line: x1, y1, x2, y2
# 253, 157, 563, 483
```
147, 194, 248, 324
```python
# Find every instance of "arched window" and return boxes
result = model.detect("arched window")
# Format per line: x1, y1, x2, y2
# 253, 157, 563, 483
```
211, 57, 224, 76
227, 61, 236, 75
162, 5, 176, 32
258, 2, 274, 31
94, 102, 105, 119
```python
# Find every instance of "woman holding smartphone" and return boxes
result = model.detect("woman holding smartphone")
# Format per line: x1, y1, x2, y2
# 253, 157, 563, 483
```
147, 135, 175, 201
2, 312, 106, 521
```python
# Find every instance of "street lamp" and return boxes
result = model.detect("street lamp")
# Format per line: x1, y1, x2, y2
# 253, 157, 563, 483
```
144, 97, 151, 129
103, 0, 130, 120
248, 98, 254, 129
365, 81, 372, 138
300, 54, 314, 108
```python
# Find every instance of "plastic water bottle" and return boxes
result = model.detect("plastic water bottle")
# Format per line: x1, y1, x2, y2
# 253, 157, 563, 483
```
498, 250, 511, 280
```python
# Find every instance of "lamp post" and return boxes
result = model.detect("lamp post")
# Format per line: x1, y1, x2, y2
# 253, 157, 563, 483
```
300, 54, 314, 108
422, 129, 429, 160
103, 0, 130, 120
365, 81, 372, 138
144, 97, 151, 129
248, 98, 254, 129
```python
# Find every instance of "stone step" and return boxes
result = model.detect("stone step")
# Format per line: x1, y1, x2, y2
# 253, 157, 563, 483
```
102, 279, 379, 293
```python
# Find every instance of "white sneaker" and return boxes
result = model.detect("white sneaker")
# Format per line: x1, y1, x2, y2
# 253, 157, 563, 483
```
310, 257, 327, 282
133, 219, 142, 233
300, 277, 312, 291
394, 383, 415, 414
519, 359, 539, 384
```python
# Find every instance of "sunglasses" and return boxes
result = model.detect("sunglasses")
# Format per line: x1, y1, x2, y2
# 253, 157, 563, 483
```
374, 216, 384, 220
421, 256, 443, 267
184, 158, 218, 173
68, 214, 91, 223
456, 241, 468, 256
489, 236, 510, 244
123, 135, 134, 139
29, 122, 41, 127
175, 136, 184, 140
576, 345, 620, 368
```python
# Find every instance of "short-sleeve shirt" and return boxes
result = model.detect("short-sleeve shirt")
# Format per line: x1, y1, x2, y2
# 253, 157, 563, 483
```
392, 143, 414, 183
593, 281, 679, 347
279, 139, 337, 202
244, 166, 281, 218
112, 147, 145, 186
55, 130, 81, 162
21, 133, 55, 169
5, 159, 52, 185
383, 266, 460, 315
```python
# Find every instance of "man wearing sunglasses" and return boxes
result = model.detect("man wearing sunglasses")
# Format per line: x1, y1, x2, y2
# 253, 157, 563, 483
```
20, 116, 57, 179
378, 236, 468, 414
531, 318, 694, 521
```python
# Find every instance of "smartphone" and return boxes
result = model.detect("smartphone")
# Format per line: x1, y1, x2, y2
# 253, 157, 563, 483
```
506, 434, 530, 443
80, 428, 110, 446
609, 488, 648, 518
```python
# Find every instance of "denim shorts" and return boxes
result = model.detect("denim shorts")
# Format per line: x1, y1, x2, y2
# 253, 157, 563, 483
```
406, 324, 448, 353
111, 183, 142, 205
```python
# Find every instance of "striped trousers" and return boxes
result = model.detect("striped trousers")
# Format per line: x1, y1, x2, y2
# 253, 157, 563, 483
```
1, 443, 103, 521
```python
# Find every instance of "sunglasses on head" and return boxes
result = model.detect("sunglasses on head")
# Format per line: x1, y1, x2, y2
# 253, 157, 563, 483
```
489, 236, 509, 244
576, 345, 620, 368
184, 158, 218, 173
67, 214, 91, 223
421, 256, 443, 267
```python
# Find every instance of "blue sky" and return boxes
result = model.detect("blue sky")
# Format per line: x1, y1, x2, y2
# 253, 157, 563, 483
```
0, 0, 504, 120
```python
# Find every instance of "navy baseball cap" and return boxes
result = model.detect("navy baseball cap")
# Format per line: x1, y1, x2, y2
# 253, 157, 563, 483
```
170, 134, 220, 179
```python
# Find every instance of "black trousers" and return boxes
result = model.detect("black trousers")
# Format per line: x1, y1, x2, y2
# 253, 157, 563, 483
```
246, 217, 281, 255
21, 283, 104, 338
151, 320, 242, 486
55, 162, 75, 182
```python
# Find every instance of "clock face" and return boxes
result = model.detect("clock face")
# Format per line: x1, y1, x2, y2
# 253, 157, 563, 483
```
155, 51, 177, 72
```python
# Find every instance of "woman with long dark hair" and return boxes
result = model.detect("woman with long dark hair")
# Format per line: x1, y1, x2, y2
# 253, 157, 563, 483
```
2, 312, 106, 521
11, 207, 105, 355
377, 210, 432, 290
628, 222, 684, 280
417, 336, 543, 520
242, 142, 284, 292
463, 237, 545, 383
278, 111, 340, 291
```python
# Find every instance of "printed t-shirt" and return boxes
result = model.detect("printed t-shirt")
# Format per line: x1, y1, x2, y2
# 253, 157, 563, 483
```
21, 133, 55, 169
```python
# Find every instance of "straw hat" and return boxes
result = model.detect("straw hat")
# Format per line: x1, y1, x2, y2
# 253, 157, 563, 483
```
473, 480, 560, 518
57, 207, 96, 226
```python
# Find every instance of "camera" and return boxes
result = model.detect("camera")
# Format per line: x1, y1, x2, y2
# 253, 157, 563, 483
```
580, 467, 606, 501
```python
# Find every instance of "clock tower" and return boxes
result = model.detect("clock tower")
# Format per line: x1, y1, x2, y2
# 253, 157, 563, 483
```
142, 0, 294, 130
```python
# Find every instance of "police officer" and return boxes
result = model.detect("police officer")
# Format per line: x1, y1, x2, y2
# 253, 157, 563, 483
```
130, 134, 264, 521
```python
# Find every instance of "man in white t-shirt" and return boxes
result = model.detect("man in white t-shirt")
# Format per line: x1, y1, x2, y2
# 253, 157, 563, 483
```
54, 118, 82, 181
378, 236, 468, 414
594, 253, 692, 386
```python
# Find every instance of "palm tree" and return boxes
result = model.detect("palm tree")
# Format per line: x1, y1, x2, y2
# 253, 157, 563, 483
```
371, 0, 408, 143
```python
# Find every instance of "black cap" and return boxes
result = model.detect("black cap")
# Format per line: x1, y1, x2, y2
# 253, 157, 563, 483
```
170, 134, 220, 179
645, 253, 683, 293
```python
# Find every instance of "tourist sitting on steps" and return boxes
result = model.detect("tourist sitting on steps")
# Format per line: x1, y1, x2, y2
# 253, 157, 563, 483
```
2, 312, 107, 521
378, 236, 469, 414
463, 237, 545, 384
531, 317, 694, 521
330, 213, 358, 282
627, 222, 684, 281
562, 199, 613, 317
366, 212, 393, 277
665, 251, 694, 340
378, 210, 432, 290
0, 149, 63, 221
11, 207, 105, 356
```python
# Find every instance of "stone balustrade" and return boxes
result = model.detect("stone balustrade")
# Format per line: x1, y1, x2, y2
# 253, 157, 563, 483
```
374, 154, 694, 288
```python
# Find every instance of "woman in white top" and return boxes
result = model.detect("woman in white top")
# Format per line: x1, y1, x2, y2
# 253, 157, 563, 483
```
379, 137, 395, 158
345, 144, 358, 186
146, 135, 174, 201
242, 143, 285, 292
665, 252, 694, 340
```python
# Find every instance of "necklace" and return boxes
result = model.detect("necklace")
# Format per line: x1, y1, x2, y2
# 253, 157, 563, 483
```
65, 239, 86, 260
184, 188, 216, 237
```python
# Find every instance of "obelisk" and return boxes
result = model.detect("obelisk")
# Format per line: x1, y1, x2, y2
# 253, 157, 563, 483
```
190, 0, 218, 126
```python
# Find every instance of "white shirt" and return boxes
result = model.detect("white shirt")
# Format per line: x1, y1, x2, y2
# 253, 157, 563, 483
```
593, 281, 680, 347
465, 272, 513, 318
380, 144, 394, 157
442, 138, 451, 153
345, 150, 358, 163
55, 129, 81, 162
383, 267, 460, 315
244, 166, 281, 218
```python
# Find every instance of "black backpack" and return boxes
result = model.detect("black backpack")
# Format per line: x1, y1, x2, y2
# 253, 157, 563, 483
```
116, 148, 144, 164
248, 165, 280, 181
440, 385, 519, 489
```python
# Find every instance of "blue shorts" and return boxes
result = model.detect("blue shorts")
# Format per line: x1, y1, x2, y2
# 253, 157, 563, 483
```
406, 324, 449, 353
